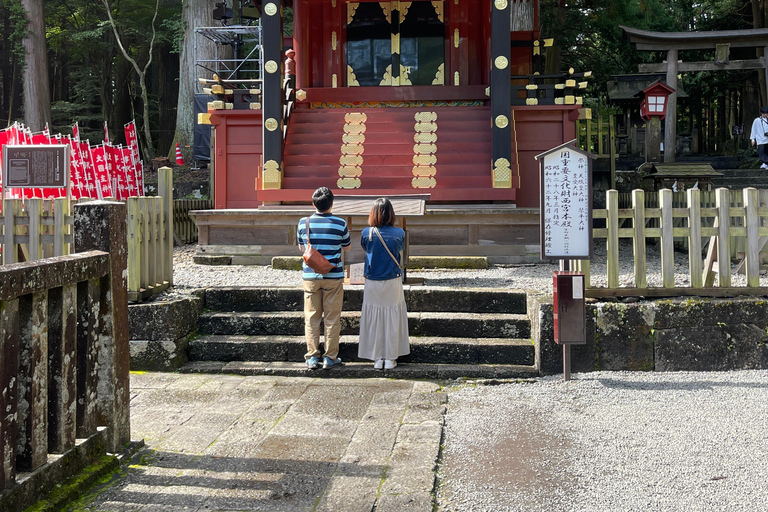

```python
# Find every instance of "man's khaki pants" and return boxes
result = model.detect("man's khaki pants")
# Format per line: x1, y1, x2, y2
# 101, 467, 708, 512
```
303, 278, 344, 360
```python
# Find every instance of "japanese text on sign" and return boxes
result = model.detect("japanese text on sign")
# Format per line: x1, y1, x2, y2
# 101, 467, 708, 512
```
541, 149, 590, 258
2, 145, 69, 188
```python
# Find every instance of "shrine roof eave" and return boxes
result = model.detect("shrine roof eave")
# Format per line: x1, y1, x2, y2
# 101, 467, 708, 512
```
620, 25, 768, 51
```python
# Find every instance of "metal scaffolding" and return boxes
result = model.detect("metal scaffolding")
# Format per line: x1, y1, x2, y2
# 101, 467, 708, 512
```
194, 23, 263, 93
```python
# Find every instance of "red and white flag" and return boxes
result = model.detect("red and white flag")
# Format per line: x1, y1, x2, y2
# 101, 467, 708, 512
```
104, 121, 110, 144
66, 136, 87, 199
72, 122, 80, 142
80, 141, 100, 199
121, 146, 139, 197
90, 143, 113, 199
124, 120, 144, 195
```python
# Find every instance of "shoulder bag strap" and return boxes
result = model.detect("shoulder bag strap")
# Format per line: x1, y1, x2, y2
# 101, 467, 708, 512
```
373, 227, 402, 269
305, 216, 312, 247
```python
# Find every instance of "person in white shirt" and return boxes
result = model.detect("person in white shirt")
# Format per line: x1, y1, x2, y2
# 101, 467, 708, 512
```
750, 106, 768, 170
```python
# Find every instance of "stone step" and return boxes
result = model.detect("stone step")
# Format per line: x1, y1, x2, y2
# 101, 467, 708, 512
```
203, 286, 529, 315
188, 334, 535, 365
178, 360, 539, 380
197, 311, 532, 339
710, 176, 768, 188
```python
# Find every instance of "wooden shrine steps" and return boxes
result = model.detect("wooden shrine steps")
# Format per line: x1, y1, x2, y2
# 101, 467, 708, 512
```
258, 106, 517, 203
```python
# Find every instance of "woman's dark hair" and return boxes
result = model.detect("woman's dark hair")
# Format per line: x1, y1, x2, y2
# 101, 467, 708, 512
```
312, 187, 334, 212
368, 197, 396, 227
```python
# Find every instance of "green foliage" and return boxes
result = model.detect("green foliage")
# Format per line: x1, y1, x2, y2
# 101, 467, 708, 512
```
6, 0, 27, 60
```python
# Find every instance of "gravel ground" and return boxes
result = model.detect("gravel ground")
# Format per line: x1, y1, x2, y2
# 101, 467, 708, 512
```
165, 240, 768, 298
436, 370, 768, 512
164, 245, 768, 510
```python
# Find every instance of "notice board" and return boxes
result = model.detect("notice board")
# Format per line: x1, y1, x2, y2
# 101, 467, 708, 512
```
2, 144, 69, 188
535, 141, 594, 260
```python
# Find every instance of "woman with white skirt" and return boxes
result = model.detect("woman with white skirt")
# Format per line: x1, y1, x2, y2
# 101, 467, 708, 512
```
358, 198, 410, 369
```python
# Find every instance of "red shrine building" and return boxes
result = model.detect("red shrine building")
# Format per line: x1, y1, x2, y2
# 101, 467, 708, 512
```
196, 0, 589, 264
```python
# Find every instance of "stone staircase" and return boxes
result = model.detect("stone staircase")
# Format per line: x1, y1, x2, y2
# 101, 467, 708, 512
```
711, 168, 768, 190
179, 286, 538, 379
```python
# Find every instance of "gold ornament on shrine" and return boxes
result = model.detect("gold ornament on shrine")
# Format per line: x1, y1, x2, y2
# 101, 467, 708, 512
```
494, 56, 508, 70
495, 115, 509, 129
492, 158, 512, 188
412, 111, 438, 189
265, 118, 279, 131
265, 60, 278, 74
264, 2, 277, 15
262, 160, 281, 189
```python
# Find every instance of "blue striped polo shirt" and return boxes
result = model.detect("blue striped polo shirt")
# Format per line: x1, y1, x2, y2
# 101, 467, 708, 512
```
297, 213, 351, 280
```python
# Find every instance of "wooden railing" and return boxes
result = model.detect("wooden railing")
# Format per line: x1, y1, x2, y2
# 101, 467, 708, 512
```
0, 167, 174, 301
618, 188, 750, 259
0, 201, 130, 511
576, 113, 615, 158
579, 188, 768, 297
174, 199, 212, 243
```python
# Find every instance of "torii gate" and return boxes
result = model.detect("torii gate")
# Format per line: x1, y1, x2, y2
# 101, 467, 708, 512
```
621, 25, 768, 163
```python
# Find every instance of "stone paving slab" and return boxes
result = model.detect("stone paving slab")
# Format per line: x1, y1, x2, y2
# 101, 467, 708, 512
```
77, 372, 446, 512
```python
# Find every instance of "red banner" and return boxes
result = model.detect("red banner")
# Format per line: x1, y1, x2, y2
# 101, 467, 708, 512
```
80, 141, 100, 199
124, 121, 144, 194
91, 144, 113, 199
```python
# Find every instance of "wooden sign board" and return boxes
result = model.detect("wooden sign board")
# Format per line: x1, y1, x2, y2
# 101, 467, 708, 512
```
535, 141, 594, 260
2, 144, 69, 188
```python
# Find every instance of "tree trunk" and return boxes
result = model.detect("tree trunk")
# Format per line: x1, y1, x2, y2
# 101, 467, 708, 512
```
544, 2, 564, 75
752, 0, 766, 105
169, 0, 216, 164
157, 42, 179, 158
21, 0, 51, 131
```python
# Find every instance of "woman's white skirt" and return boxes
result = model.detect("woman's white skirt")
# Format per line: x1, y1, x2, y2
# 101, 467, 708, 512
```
358, 278, 410, 361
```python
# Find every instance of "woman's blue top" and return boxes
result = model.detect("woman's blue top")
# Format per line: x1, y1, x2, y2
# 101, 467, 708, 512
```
361, 225, 406, 281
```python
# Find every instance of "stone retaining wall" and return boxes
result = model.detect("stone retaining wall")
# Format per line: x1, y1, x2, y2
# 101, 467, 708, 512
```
128, 292, 204, 371
128, 291, 768, 374
532, 296, 768, 374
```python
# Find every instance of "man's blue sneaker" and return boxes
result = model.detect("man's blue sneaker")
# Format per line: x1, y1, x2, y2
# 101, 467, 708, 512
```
306, 356, 320, 370
323, 356, 343, 370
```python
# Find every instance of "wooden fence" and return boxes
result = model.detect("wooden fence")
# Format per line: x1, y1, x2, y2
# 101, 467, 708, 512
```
0, 167, 174, 301
0, 202, 130, 511
174, 199, 212, 243
580, 187, 768, 297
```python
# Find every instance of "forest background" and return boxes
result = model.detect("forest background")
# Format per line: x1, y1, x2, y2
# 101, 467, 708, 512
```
1, 0, 767, 164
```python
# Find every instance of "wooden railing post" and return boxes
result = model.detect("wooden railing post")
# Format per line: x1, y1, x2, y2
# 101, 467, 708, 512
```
158, 167, 174, 286
659, 189, 675, 288
27, 199, 43, 261
715, 188, 731, 287
606, 189, 619, 288
632, 189, 647, 288
74, 201, 130, 453
744, 187, 760, 287
0, 298, 19, 489
688, 188, 703, 288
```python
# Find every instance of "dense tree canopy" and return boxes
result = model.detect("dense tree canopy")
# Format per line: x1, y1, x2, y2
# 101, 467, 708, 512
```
0, 0, 765, 159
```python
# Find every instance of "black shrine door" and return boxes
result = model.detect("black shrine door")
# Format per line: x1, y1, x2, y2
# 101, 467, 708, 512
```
346, 1, 445, 87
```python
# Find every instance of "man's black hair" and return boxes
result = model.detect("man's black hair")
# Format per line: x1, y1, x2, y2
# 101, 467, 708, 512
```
312, 187, 334, 212
761, 106, 768, 114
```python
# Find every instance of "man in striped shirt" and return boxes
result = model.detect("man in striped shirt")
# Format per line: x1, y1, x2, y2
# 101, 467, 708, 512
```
297, 187, 351, 370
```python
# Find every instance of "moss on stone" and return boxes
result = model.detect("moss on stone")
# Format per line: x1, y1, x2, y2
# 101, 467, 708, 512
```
23, 455, 119, 512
